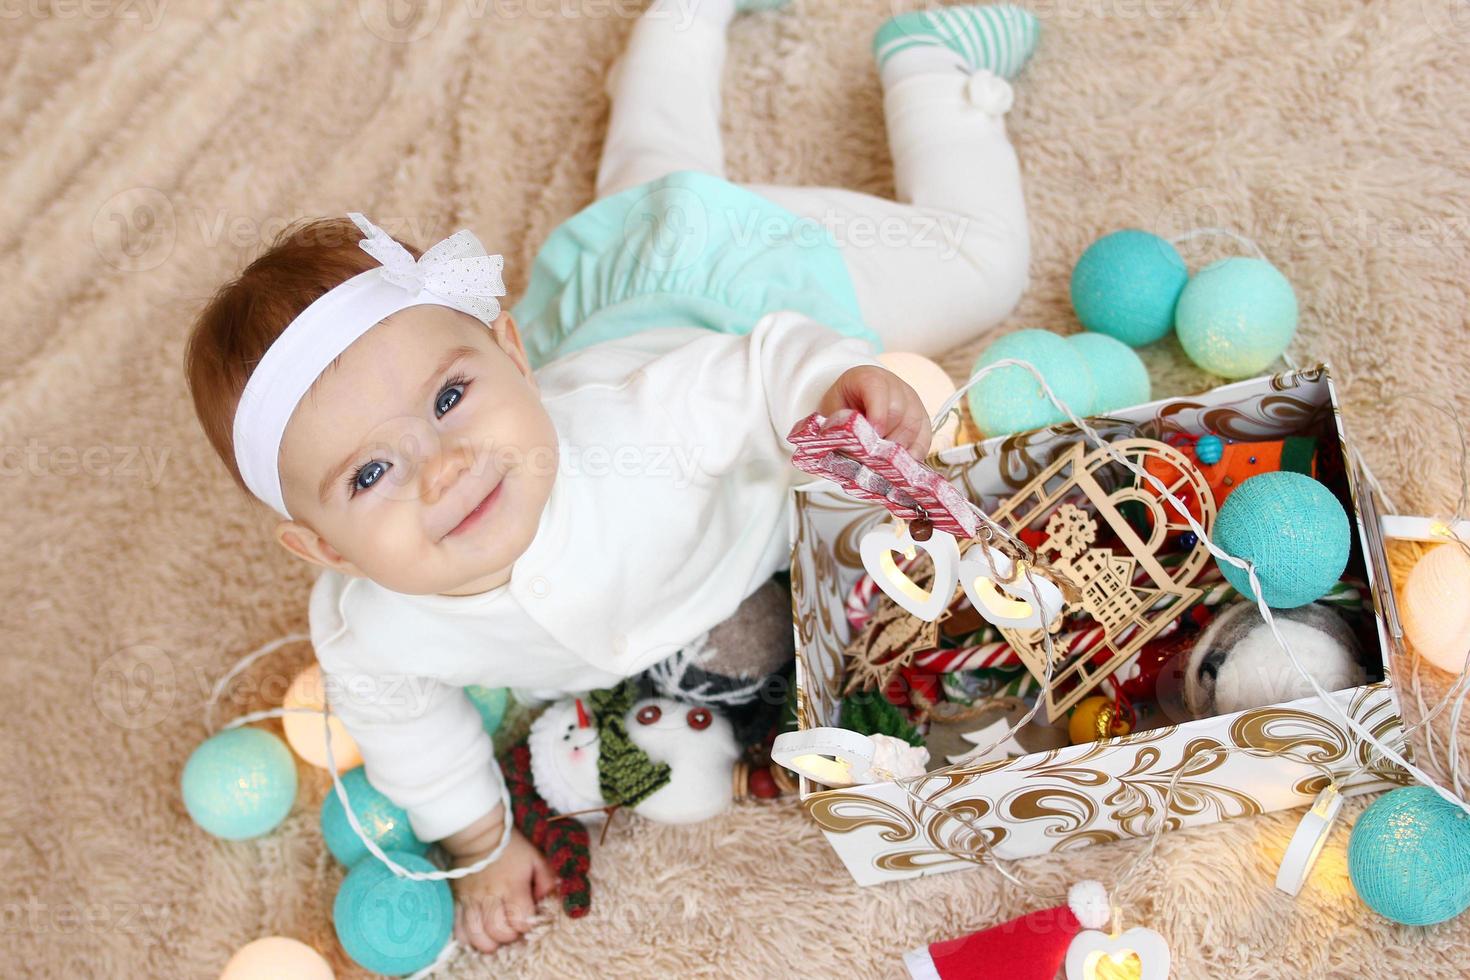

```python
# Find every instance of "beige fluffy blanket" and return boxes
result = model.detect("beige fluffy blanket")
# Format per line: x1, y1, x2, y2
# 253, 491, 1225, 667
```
4, 0, 1469, 976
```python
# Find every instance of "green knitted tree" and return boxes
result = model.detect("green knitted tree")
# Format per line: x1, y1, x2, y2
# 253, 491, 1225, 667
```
588, 680, 671, 809
840, 690, 923, 747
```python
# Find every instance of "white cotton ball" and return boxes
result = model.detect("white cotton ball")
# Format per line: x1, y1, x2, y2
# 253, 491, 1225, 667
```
1401, 544, 1470, 674
1213, 617, 1366, 715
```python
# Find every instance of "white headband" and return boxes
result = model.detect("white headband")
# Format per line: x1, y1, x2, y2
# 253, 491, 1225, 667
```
231, 212, 506, 519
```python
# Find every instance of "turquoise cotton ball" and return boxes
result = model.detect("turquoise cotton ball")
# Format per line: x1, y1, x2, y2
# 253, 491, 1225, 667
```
334, 851, 453, 976
465, 685, 509, 735
1066, 332, 1152, 414
320, 767, 429, 867
1070, 230, 1189, 347
1175, 257, 1298, 378
182, 727, 298, 840
1213, 471, 1350, 608
1348, 786, 1470, 925
968, 330, 1096, 437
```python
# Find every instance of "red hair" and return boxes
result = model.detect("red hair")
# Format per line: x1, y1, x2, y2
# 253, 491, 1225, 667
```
183, 217, 423, 499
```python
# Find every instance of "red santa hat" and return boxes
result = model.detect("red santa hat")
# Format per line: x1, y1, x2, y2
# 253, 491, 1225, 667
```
903, 881, 1111, 980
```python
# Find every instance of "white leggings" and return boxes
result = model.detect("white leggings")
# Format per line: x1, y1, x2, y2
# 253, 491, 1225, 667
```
594, 10, 1031, 358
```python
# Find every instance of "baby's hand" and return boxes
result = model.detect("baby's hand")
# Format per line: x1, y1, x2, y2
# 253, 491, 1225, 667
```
444, 811, 556, 954
818, 365, 933, 459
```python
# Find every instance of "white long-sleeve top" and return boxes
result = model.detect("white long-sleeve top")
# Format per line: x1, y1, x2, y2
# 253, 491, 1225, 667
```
308, 312, 880, 840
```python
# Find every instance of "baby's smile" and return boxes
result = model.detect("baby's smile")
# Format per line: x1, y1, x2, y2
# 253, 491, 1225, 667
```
443, 473, 507, 541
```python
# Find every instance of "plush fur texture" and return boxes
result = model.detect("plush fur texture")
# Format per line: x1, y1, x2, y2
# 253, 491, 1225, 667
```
4, 1, 1470, 977
1186, 601, 1366, 717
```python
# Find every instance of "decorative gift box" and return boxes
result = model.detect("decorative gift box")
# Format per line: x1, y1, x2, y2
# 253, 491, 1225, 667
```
787, 364, 1410, 886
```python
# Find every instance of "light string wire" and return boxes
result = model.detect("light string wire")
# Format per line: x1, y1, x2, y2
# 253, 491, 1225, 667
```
922, 223, 1470, 817
847, 354, 1470, 910
930, 356, 1470, 818
204, 642, 514, 978
1340, 393, 1470, 795
205, 657, 515, 881
1168, 226, 1268, 260
201, 219, 1463, 949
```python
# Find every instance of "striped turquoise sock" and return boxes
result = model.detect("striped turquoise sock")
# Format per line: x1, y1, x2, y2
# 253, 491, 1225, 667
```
874, 4, 1040, 84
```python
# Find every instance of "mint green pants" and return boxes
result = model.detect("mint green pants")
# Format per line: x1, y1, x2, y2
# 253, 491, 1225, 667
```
513, 5, 1032, 369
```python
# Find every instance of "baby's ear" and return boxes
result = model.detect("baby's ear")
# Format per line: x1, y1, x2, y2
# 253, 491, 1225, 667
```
489, 312, 535, 384
273, 519, 360, 576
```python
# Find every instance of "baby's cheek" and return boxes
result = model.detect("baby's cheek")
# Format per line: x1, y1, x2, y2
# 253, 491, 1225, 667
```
349, 512, 438, 584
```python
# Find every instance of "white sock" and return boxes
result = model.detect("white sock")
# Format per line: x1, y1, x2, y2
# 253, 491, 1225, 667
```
879, 46, 970, 89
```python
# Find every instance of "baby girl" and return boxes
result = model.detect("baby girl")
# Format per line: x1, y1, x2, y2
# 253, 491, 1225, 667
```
184, 0, 1038, 958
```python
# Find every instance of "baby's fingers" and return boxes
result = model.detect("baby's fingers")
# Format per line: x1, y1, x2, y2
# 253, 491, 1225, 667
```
460, 898, 500, 954
485, 901, 521, 945
505, 890, 539, 934
532, 855, 557, 903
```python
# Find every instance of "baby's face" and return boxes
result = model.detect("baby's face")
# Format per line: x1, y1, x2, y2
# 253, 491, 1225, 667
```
273, 304, 558, 596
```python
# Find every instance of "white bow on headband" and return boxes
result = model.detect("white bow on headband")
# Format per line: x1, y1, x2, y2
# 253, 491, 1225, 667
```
348, 212, 507, 324
232, 212, 509, 519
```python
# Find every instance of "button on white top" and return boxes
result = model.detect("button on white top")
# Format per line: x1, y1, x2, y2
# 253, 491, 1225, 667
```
530, 576, 550, 597
612, 634, 628, 655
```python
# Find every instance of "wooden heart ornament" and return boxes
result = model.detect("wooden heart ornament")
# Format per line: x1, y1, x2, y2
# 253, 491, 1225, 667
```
957, 543, 1066, 631
1065, 926, 1171, 980
858, 523, 958, 622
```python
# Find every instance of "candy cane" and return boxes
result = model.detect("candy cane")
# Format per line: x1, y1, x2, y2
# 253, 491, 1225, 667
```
844, 552, 935, 633
917, 624, 1109, 673
845, 570, 883, 634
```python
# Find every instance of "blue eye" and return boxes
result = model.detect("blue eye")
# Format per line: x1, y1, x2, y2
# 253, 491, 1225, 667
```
342, 372, 473, 501
346, 460, 389, 497
436, 374, 471, 418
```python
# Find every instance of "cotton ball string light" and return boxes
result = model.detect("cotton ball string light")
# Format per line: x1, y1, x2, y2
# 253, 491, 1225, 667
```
1175, 257, 1298, 378
1400, 543, 1470, 674
967, 330, 1096, 438
320, 766, 429, 867
878, 351, 960, 451
1066, 331, 1151, 413
333, 850, 453, 976
219, 936, 334, 980
282, 663, 362, 772
1348, 786, 1470, 926
1069, 229, 1189, 347
1212, 471, 1350, 608
465, 684, 510, 735
181, 727, 298, 840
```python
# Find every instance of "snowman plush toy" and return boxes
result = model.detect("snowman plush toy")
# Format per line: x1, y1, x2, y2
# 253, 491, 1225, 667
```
528, 680, 742, 825
500, 679, 744, 917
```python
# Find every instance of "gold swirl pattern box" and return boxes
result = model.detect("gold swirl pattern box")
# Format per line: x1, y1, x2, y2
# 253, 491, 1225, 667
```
787, 364, 1409, 886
